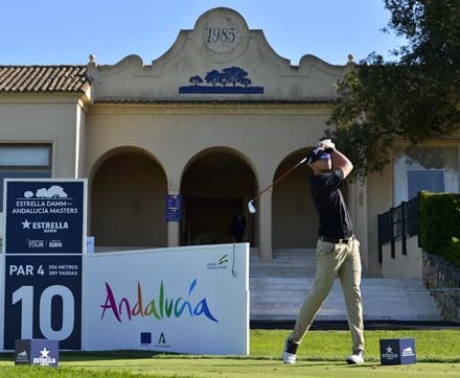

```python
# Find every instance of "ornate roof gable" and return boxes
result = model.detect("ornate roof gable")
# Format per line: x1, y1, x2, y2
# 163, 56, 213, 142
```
87, 7, 347, 103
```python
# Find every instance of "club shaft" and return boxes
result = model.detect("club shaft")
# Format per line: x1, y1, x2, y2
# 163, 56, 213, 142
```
251, 158, 306, 201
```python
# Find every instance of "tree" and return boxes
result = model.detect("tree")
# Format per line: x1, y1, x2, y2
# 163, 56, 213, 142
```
204, 70, 221, 86
218, 72, 229, 87
189, 75, 203, 86
326, 0, 460, 181
222, 67, 249, 87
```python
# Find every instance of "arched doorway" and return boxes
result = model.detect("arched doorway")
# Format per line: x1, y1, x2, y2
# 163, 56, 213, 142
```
272, 150, 349, 249
180, 148, 256, 246
272, 151, 317, 248
90, 150, 167, 248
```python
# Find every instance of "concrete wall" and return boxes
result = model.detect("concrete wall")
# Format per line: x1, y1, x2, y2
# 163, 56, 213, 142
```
0, 96, 81, 177
0, 95, 84, 239
86, 105, 332, 187
381, 236, 423, 280
366, 163, 394, 276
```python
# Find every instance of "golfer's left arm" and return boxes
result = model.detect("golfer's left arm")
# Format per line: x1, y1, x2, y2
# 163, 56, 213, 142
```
319, 140, 353, 178
331, 149, 353, 178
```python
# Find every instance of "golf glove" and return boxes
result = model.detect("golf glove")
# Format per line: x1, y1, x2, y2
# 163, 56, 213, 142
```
318, 139, 335, 150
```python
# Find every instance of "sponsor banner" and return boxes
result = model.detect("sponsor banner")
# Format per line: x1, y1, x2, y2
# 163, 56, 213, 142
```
3, 179, 87, 255
380, 338, 416, 365
4, 255, 82, 350
83, 243, 249, 355
15, 339, 59, 367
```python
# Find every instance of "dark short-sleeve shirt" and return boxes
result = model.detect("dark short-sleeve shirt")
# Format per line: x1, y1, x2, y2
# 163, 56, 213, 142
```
309, 169, 353, 239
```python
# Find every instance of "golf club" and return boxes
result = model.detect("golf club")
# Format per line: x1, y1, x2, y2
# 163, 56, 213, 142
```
248, 156, 307, 214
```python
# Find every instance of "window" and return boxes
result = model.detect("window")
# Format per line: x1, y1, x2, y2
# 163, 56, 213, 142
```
394, 146, 459, 205
407, 170, 445, 200
0, 144, 52, 211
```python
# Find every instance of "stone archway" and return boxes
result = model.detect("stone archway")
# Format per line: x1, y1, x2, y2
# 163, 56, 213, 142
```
272, 151, 317, 249
180, 149, 256, 246
272, 150, 349, 249
90, 150, 167, 248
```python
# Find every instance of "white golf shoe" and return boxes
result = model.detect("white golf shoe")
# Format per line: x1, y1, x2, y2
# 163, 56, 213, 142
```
282, 337, 299, 364
346, 349, 365, 365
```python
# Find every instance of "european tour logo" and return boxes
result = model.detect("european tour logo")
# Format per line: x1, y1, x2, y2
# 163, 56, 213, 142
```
100, 279, 218, 323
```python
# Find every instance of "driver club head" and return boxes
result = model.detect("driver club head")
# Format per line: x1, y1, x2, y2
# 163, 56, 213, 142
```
248, 200, 257, 214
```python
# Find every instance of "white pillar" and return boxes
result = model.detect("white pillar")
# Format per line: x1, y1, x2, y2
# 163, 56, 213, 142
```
258, 189, 273, 261
348, 180, 368, 274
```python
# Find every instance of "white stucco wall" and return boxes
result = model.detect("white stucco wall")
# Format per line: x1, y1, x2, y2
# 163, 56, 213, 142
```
0, 95, 84, 239
0, 96, 83, 177
381, 236, 423, 280
86, 104, 331, 188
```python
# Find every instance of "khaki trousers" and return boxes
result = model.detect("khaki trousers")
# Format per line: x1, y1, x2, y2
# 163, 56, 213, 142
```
289, 237, 364, 353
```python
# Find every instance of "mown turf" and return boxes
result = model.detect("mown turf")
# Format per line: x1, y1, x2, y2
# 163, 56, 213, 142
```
0, 329, 457, 378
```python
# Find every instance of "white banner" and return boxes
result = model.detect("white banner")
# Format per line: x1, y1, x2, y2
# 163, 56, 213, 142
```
82, 243, 249, 355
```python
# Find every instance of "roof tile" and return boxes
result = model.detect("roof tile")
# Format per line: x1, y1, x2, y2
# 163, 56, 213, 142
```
0, 66, 90, 93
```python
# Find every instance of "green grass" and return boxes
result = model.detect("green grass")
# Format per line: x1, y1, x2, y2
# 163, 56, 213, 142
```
250, 329, 460, 362
0, 329, 458, 378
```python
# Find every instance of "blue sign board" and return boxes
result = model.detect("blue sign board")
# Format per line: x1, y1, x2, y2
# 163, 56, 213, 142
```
166, 194, 182, 222
380, 338, 416, 365
4, 180, 86, 254
15, 339, 59, 367
4, 255, 82, 350
2, 179, 86, 351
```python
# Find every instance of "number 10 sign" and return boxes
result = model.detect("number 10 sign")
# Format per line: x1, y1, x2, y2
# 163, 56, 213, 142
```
2, 179, 86, 350
3, 255, 82, 350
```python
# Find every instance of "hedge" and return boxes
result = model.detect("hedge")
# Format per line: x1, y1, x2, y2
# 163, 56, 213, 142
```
419, 191, 460, 268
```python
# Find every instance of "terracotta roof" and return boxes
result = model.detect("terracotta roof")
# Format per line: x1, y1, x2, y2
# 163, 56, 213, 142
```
0, 66, 90, 93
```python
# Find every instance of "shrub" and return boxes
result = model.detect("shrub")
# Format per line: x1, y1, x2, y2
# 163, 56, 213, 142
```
419, 192, 460, 268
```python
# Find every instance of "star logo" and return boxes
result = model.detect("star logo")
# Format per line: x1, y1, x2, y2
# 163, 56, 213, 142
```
40, 347, 50, 358
386, 346, 393, 354
22, 219, 31, 229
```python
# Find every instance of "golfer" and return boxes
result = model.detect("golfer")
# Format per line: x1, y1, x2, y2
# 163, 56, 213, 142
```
282, 140, 365, 365
230, 211, 247, 243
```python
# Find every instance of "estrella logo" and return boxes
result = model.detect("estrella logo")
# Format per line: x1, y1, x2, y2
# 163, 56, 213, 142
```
100, 279, 218, 323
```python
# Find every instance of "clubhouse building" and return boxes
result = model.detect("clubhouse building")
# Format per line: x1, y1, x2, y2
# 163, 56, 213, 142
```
1, 7, 458, 277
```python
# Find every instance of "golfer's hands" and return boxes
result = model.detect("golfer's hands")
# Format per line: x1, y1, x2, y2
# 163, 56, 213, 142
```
318, 139, 335, 151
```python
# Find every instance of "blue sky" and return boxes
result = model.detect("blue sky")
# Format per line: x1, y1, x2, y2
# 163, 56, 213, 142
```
1, 0, 404, 66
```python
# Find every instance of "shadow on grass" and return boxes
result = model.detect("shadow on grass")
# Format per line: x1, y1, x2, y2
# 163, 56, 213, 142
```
0, 351, 257, 363
0, 350, 177, 362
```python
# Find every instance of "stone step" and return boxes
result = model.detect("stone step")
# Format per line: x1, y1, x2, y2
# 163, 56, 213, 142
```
250, 249, 318, 278
249, 249, 444, 322
249, 277, 444, 322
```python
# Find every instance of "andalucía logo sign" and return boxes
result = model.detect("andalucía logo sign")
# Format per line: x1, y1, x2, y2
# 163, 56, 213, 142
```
100, 279, 218, 323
